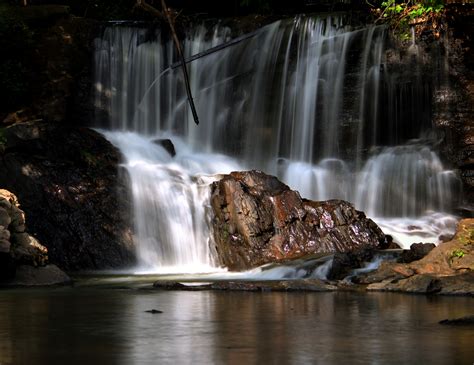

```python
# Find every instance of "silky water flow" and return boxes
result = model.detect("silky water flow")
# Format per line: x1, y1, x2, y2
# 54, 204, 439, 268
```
94, 16, 461, 273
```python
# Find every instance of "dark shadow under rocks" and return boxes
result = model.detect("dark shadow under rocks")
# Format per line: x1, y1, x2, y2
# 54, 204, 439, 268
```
0, 122, 136, 271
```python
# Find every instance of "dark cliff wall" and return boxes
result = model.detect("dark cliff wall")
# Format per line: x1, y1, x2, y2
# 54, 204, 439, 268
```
434, 3, 474, 208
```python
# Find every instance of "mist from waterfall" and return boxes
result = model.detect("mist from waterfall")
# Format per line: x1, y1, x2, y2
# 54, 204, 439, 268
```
95, 15, 461, 271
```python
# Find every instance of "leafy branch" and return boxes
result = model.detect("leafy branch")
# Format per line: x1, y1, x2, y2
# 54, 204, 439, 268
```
372, 0, 445, 38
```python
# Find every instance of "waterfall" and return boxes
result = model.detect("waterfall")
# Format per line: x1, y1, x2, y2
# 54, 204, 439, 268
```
95, 15, 461, 270
102, 131, 241, 272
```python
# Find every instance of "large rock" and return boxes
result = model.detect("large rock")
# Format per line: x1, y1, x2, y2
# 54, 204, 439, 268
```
0, 189, 71, 285
0, 122, 135, 270
7, 264, 71, 287
0, 189, 48, 268
210, 170, 385, 271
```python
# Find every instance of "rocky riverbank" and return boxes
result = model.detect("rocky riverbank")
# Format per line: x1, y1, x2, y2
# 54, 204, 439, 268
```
0, 189, 70, 286
154, 217, 473, 296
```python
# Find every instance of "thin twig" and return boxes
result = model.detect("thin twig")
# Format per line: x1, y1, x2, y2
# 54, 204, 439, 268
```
160, 0, 199, 125
135, 0, 200, 125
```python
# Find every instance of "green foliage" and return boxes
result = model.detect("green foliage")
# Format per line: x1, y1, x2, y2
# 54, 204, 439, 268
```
451, 249, 465, 260
372, 0, 444, 38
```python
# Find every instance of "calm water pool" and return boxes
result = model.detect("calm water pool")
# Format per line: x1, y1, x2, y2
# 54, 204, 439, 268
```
0, 282, 473, 364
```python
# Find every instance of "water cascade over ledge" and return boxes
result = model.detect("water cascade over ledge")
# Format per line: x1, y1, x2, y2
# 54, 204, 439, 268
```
95, 15, 461, 271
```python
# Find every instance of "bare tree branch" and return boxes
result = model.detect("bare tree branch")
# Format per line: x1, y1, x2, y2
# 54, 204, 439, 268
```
135, 0, 200, 125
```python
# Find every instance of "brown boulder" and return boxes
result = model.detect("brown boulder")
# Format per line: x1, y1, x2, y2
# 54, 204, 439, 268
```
210, 170, 385, 271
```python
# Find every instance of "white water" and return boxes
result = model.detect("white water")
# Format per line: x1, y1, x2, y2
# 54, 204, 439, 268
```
103, 131, 241, 272
95, 16, 462, 273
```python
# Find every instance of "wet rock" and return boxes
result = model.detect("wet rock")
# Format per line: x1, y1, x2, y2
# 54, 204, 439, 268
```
5, 265, 71, 287
439, 315, 474, 325
153, 281, 210, 290
0, 123, 135, 271
379, 235, 402, 249
210, 279, 337, 292
210, 170, 385, 271
434, 5, 474, 205
152, 138, 176, 157
398, 243, 436, 263
367, 272, 474, 295
326, 247, 376, 280
362, 219, 474, 295
355, 261, 414, 285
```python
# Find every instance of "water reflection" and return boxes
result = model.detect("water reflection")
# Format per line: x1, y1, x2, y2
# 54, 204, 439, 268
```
0, 289, 472, 364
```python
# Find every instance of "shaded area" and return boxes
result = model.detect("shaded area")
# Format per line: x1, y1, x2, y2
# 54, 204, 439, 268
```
0, 123, 136, 270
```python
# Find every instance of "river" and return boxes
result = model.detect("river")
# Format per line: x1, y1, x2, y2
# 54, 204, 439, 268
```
0, 279, 472, 364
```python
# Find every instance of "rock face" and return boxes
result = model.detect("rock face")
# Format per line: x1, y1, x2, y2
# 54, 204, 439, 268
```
210, 170, 385, 271
0, 189, 70, 285
0, 189, 48, 269
434, 5, 474, 208
0, 122, 135, 270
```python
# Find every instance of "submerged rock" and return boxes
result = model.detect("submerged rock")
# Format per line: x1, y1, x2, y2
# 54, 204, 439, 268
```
439, 315, 474, 326
210, 170, 385, 271
7, 265, 71, 287
153, 279, 337, 292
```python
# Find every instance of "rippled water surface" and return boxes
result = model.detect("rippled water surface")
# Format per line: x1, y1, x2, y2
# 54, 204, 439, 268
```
0, 283, 473, 365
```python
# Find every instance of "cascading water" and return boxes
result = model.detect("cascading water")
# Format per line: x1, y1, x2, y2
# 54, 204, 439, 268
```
94, 15, 461, 272
102, 131, 241, 272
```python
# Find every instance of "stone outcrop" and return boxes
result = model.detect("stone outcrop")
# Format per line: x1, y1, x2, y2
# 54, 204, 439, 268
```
434, 4, 474, 209
358, 219, 474, 295
0, 122, 135, 271
210, 170, 385, 271
0, 189, 48, 268
0, 189, 70, 285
